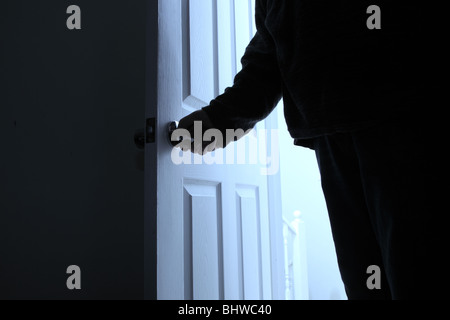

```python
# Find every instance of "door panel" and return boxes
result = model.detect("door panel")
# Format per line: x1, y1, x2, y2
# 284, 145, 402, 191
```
184, 180, 224, 300
186, 0, 218, 107
237, 186, 263, 300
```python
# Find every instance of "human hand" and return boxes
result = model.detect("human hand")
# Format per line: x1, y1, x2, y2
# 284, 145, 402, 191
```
174, 110, 218, 155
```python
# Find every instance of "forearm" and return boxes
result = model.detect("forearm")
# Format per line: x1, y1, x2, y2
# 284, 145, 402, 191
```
203, 0, 282, 133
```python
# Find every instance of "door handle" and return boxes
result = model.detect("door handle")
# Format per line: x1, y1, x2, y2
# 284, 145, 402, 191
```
135, 120, 189, 149
134, 118, 156, 150
168, 121, 181, 147
134, 128, 146, 150
168, 121, 195, 147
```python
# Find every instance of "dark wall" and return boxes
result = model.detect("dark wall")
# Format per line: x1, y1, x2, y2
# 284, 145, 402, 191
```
0, 0, 149, 299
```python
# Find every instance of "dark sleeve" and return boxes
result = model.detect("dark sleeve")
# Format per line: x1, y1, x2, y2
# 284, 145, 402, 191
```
202, 0, 282, 133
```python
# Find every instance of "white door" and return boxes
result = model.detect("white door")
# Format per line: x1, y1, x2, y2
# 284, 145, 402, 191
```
154, 0, 284, 300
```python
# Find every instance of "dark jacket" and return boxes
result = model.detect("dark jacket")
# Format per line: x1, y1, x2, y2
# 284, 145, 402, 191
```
202, 1, 422, 148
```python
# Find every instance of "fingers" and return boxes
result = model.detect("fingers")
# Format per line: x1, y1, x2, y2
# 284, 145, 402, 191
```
190, 135, 217, 155
176, 110, 219, 155
178, 110, 211, 133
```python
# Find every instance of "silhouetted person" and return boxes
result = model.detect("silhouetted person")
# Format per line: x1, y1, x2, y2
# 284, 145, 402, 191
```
179, 1, 445, 300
